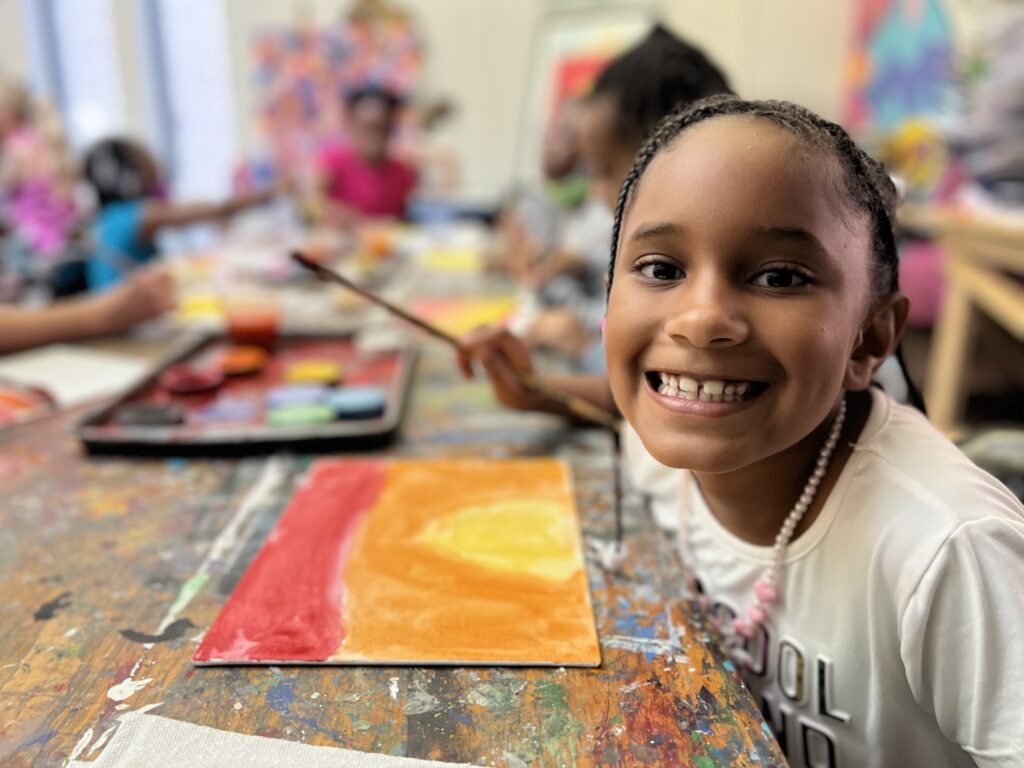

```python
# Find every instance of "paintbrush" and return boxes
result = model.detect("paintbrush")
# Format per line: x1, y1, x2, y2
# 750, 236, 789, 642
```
291, 251, 620, 431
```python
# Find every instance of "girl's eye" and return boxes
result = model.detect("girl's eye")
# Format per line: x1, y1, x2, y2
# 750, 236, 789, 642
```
637, 260, 683, 281
751, 267, 811, 289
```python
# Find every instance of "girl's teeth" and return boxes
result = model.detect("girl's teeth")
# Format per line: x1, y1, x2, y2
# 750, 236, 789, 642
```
702, 380, 724, 396
653, 372, 758, 403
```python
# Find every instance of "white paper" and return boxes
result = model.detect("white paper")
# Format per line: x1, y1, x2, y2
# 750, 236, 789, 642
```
68, 711, 473, 768
0, 344, 149, 407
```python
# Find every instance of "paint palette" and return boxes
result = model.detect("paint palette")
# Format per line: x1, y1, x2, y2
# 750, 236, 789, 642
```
194, 458, 601, 667
77, 333, 415, 456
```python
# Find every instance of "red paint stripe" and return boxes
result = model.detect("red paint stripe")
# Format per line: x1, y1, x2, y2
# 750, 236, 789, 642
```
194, 460, 386, 663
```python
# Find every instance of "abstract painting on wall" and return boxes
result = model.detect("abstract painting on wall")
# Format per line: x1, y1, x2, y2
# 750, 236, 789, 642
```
194, 458, 600, 666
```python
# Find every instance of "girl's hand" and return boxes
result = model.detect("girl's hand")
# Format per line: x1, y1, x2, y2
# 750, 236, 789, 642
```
457, 326, 549, 411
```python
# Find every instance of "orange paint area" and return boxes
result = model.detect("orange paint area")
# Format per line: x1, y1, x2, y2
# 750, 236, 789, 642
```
336, 459, 600, 665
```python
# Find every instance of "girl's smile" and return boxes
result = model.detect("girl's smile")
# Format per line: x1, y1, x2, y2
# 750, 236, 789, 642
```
606, 115, 874, 475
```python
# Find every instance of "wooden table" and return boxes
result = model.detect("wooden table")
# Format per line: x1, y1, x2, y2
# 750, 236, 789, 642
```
0, 303, 783, 766
901, 204, 1024, 435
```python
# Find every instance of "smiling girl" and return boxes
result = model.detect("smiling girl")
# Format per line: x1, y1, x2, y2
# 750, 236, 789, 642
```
602, 95, 1024, 767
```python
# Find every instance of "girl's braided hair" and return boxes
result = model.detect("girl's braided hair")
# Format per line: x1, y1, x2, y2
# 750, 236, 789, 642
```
606, 94, 925, 410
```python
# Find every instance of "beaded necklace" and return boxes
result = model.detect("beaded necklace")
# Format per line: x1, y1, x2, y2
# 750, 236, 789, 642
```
680, 397, 848, 668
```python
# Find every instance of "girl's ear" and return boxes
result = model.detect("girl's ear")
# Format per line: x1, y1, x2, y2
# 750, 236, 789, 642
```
844, 292, 909, 391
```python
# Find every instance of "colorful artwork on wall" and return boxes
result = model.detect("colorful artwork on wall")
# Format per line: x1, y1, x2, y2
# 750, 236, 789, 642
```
844, 0, 958, 199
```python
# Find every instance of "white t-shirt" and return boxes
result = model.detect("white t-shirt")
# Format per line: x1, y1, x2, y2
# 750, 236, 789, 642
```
628, 389, 1024, 767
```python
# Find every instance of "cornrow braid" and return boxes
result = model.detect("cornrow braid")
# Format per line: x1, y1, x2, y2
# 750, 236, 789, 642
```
605, 94, 926, 412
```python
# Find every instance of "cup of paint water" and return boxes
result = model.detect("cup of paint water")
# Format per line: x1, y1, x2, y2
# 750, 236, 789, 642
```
224, 292, 281, 350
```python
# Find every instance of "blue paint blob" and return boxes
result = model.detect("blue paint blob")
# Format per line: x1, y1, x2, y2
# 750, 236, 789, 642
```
266, 679, 298, 714
326, 386, 387, 419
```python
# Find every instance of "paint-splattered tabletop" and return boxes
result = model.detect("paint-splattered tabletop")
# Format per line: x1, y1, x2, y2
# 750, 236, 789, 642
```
0, 334, 785, 767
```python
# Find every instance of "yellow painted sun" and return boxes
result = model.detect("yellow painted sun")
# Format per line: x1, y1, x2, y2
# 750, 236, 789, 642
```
417, 500, 581, 582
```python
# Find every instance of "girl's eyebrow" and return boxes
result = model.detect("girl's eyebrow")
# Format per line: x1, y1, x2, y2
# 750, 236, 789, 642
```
752, 226, 830, 259
627, 221, 686, 243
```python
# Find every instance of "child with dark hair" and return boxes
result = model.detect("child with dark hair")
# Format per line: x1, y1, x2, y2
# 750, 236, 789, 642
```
314, 86, 417, 227
461, 24, 731, 416
479, 94, 1024, 765
82, 138, 275, 290
580, 24, 731, 212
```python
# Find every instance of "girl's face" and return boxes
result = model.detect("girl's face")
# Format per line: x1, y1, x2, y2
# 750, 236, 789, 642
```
605, 116, 875, 473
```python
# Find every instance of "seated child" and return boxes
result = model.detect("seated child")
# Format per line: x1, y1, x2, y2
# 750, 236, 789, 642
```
82, 138, 276, 290
509, 25, 731, 366
460, 24, 731, 467
473, 95, 1024, 765
0, 79, 84, 294
492, 100, 613, 363
314, 86, 417, 227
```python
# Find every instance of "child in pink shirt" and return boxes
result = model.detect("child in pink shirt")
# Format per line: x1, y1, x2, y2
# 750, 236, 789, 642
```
315, 87, 416, 227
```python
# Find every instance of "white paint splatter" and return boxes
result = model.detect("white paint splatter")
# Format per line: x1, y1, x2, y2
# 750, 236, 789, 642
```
310, 692, 320, 700
404, 680, 438, 715
107, 676, 152, 702
67, 727, 93, 762
64, 627, 78, 638
150, 458, 288, 644
88, 725, 117, 756
621, 680, 653, 694
388, 677, 400, 700
114, 704, 129, 711
233, 702, 243, 711
601, 634, 683, 656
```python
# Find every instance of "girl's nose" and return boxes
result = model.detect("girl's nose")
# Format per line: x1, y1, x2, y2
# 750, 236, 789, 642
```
662, 277, 749, 348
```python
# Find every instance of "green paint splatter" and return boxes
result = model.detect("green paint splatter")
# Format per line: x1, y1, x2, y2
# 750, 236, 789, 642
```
532, 681, 582, 763
694, 758, 715, 768
167, 572, 209, 617
465, 678, 526, 711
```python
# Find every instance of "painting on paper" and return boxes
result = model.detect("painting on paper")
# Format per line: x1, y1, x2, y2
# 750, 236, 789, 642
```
194, 458, 600, 666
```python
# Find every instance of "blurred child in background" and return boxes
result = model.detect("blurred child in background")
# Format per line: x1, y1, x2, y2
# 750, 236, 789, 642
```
0, 78, 84, 297
313, 86, 417, 228
464, 24, 732, 407
493, 100, 613, 365
82, 138, 277, 290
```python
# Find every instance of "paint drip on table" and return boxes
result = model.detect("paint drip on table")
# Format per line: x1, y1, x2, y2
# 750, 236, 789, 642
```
193, 458, 601, 666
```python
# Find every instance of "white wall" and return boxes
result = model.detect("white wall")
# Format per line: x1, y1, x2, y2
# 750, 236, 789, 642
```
663, 0, 856, 122
0, 0, 31, 83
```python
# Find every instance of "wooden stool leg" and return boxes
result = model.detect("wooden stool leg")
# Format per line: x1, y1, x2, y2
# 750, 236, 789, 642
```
927, 266, 976, 435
